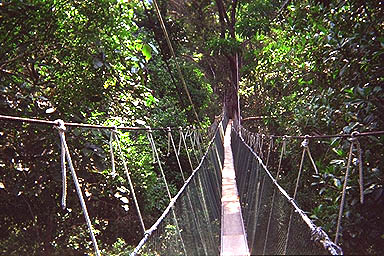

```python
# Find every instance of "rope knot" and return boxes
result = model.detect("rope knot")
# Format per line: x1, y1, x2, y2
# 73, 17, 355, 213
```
311, 226, 343, 255
111, 125, 118, 132
54, 119, 66, 132
349, 131, 360, 143
311, 226, 326, 242
301, 135, 309, 148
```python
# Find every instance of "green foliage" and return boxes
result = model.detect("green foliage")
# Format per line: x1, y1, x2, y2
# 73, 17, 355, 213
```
208, 37, 242, 56
0, 0, 215, 254
239, 0, 383, 254
1, 0, 382, 254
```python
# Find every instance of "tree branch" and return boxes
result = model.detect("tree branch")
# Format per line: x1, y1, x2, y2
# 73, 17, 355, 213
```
214, 0, 230, 37
272, 0, 291, 21
241, 116, 272, 123
230, 0, 238, 30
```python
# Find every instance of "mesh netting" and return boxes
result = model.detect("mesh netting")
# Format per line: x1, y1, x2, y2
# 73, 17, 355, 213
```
131, 119, 226, 255
232, 128, 343, 255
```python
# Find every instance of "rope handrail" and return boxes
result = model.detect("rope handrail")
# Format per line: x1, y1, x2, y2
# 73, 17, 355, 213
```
0, 114, 200, 131
240, 126, 384, 139
233, 127, 343, 255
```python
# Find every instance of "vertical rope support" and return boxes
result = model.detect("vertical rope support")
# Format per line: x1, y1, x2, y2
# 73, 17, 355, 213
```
265, 137, 273, 168
113, 130, 146, 234
235, 52, 241, 128
352, 132, 364, 204
169, 127, 210, 254
167, 128, 171, 157
109, 128, 117, 177
148, 129, 172, 199
277, 136, 287, 179
60, 130, 67, 209
283, 136, 308, 254
334, 134, 356, 244
259, 134, 265, 160
54, 120, 101, 256
293, 138, 308, 199
262, 137, 283, 255
177, 129, 183, 156
168, 127, 185, 182
194, 128, 204, 159
187, 128, 200, 163
305, 137, 319, 174
147, 129, 188, 256
254, 134, 259, 152
180, 127, 195, 171
147, 130, 156, 163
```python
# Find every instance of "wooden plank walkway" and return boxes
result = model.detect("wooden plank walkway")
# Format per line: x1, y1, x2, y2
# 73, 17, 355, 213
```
221, 120, 249, 256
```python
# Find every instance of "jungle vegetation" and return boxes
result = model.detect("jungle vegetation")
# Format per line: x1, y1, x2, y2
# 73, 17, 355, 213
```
0, 0, 383, 254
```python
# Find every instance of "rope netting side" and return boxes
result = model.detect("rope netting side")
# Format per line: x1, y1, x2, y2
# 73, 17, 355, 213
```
232, 128, 343, 255
131, 117, 226, 256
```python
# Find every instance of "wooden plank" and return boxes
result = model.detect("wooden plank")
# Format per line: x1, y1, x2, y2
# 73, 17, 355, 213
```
221, 120, 249, 256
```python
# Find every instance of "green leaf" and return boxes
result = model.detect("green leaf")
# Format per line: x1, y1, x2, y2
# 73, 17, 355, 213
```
142, 44, 152, 61
103, 78, 116, 89
145, 93, 156, 107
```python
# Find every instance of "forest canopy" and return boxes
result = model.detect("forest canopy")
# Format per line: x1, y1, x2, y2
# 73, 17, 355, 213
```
0, 0, 383, 255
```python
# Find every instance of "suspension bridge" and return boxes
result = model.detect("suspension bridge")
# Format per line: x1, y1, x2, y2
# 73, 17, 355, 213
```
3, 113, 370, 255
128, 116, 343, 256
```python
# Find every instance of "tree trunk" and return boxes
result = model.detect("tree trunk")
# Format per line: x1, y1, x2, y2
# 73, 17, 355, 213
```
224, 54, 239, 123
215, 0, 241, 125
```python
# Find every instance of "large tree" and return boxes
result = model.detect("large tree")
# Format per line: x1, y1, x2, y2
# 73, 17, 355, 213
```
0, 0, 214, 254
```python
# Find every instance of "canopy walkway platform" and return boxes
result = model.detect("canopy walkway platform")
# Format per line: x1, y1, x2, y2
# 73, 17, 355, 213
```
221, 120, 249, 255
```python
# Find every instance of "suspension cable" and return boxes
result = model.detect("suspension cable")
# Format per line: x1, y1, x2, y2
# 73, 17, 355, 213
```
0, 114, 194, 131
151, 0, 200, 123
240, 127, 384, 139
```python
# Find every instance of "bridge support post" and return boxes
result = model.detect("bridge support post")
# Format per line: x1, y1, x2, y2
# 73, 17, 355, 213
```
221, 120, 249, 256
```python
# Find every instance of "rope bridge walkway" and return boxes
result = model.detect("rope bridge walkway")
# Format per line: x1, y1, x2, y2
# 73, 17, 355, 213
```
131, 118, 342, 255
3, 114, 383, 255
221, 120, 248, 255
